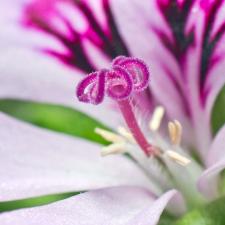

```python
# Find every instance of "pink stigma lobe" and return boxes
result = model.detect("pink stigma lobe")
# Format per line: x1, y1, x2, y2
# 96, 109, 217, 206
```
76, 56, 150, 104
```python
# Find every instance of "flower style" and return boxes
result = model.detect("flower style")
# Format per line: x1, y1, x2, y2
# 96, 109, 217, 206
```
1, 0, 225, 224
76, 56, 189, 163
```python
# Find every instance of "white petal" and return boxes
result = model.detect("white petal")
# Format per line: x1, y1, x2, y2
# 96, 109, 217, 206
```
0, 113, 153, 201
0, 0, 121, 129
198, 158, 225, 199
198, 124, 225, 199
112, 0, 225, 160
206, 124, 225, 166
0, 48, 121, 129
0, 187, 177, 225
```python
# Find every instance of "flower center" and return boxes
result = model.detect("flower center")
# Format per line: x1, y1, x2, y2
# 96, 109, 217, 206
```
76, 56, 156, 156
76, 55, 190, 165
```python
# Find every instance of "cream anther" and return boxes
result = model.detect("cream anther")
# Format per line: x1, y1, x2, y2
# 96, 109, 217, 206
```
101, 143, 126, 156
149, 106, 165, 131
164, 150, 191, 166
117, 126, 136, 143
168, 120, 182, 145
95, 128, 124, 143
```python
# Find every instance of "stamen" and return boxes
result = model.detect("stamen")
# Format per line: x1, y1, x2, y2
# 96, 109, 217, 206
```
95, 128, 124, 143
117, 126, 136, 143
164, 150, 191, 166
101, 143, 126, 156
149, 106, 165, 131
95, 128, 126, 156
168, 120, 182, 145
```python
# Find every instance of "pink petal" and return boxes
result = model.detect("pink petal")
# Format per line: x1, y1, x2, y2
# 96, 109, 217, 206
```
205, 2, 225, 117
0, 0, 127, 71
205, 60, 225, 119
185, 1, 225, 157
112, 0, 225, 159
111, 0, 196, 148
198, 158, 225, 199
198, 124, 225, 198
0, 113, 153, 201
0, 187, 177, 225
0, 48, 121, 129
126, 190, 180, 225
0, 0, 123, 129
0, 0, 66, 53
182, 47, 212, 159
206, 124, 225, 166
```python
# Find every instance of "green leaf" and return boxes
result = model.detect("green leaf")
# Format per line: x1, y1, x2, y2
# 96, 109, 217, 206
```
175, 195, 225, 225
211, 85, 225, 135
0, 99, 110, 145
0, 192, 84, 212
219, 170, 225, 196
158, 211, 176, 225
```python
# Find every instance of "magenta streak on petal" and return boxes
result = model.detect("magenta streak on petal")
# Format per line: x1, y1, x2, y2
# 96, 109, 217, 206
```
106, 66, 133, 100
22, 0, 129, 73
118, 99, 155, 156
76, 0, 130, 58
157, 0, 195, 61
156, 0, 225, 108
201, 53, 224, 103
22, 2, 95, 73
155, 0, 225, 106
200, 0, 225, 105
76, 1, 115, 56
154, 0, 195, 118
102, 0, 130, 56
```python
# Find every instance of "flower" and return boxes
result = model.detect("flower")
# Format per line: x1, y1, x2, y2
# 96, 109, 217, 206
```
1, 0, 225, 224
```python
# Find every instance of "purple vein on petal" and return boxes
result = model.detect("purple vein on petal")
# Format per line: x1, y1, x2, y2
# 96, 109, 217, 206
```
156, 0, 195, 62
151, 0, 195, 118
76, 0, 130, 58
21, 0, 94, 72
155, 0, 225, 108
21, 0, 129, 73
200, 0, 225, 105
102, 0, 130, 56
